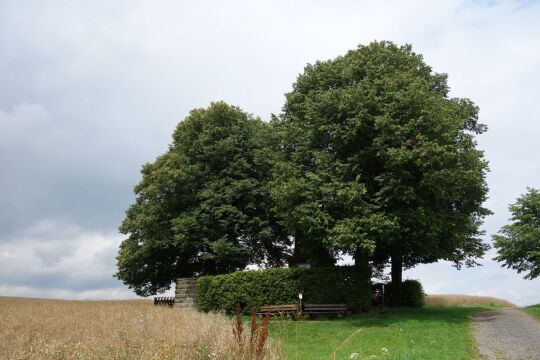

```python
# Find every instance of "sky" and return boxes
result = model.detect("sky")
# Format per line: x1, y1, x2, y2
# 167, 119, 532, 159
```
0, 0, 539, 306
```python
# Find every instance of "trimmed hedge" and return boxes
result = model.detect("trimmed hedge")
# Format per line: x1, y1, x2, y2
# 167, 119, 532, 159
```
379, 279, 425, 307
197, 266, 371, 314
401, 279, 425, 307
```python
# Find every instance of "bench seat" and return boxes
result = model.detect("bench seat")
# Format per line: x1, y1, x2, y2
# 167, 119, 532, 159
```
304, 304, 347, 316
257, 304, 298, 317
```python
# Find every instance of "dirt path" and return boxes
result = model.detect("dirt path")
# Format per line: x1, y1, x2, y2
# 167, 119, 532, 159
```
473, 308, 540, 359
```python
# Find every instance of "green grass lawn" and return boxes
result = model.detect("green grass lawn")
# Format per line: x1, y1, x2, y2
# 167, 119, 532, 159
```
269, 307, 486, 360
524, 304, 540, 321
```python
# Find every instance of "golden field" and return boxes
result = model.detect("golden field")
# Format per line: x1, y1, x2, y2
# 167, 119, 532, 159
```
425, 294, 515, 308
0, 297, 281, 360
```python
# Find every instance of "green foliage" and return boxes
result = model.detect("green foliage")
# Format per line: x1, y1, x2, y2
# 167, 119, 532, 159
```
116, 41, 491, 301
382, 280, 425, 307
271, 41, 490, 305
524, 304, 540, 321
116, 102, 290, 296
401, 280, 425, 307
197, 266, 372, 313
493, 188, 540, 279
273, 41, 490, 270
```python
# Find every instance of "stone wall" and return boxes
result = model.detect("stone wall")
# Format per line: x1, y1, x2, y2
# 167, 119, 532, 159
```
175, 277, 198, 309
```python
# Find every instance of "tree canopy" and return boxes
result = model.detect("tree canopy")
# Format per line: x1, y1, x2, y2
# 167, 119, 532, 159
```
494, 188, 540, 279
270, 41, 491, 303
116, 42, 491, 303
116, 102, 290, 296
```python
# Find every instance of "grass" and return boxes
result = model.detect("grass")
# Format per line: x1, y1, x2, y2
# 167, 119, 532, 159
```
269, 295, 514, 360
270, 307, 483, 360
523, 304, 540, 321
0, 296, 281, 359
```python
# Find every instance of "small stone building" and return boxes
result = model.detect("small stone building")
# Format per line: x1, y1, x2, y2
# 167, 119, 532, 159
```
174, 277, 198, 309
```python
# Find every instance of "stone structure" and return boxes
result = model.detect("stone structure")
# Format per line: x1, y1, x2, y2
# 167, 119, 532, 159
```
175, 277, 198, 309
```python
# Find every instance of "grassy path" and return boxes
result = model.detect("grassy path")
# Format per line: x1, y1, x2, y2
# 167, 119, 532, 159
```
270, 307, 485, 360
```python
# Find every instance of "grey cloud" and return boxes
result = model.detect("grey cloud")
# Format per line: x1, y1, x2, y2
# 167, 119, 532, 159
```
94, 243, 120, 266
0, 219, 125, 293
0, 0, 539, 302
33, 241, 79, 267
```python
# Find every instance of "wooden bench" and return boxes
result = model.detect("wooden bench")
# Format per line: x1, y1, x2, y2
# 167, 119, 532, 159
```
304, 304, 347, 317
154, 296, 175, 307
257, 304, 298, 317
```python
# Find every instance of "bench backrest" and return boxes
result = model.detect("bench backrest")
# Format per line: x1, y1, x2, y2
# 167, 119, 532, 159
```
304, 304, 347, 310
260, 304, 298, 311
154, 297, 175, 306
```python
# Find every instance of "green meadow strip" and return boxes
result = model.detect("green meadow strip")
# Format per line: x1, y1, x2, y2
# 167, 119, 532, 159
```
270, 307, 485, 360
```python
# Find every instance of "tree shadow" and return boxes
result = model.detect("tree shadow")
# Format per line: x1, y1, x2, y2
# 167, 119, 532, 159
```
300, 306, 489, 328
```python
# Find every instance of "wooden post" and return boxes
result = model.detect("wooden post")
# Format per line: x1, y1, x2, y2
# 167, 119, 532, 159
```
381, 283, 385, 314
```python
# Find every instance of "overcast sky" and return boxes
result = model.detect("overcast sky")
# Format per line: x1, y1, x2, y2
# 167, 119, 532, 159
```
1, 0, 539, 306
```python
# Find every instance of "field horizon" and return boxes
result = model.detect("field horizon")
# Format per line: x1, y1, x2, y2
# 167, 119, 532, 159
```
0, 293, 520, 306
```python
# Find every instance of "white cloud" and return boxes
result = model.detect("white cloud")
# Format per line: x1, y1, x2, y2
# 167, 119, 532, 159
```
404, 248, 540, 306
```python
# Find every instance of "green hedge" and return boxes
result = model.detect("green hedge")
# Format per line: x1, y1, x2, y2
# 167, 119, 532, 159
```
197, 266, 371, 313
401, 279, 425, 307
381, 279, 425, 307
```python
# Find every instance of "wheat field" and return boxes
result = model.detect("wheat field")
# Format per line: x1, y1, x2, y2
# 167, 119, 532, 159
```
0, 297, 281, 360
425, 294, 515, 308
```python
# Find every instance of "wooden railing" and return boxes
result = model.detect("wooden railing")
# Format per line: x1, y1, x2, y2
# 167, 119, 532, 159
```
154, 297, 175, 307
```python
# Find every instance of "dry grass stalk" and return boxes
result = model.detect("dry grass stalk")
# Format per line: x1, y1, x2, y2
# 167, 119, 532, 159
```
0, 296, 282, 360
233, 303, 244, 344
233, 304, 271, 360
255, 314, 270, 358
425, 294, 515, 308
250, 307, 258, 348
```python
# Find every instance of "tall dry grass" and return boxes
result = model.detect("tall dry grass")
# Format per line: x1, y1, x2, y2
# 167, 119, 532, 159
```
0, 296, 282, 360
425, 294, 515, 308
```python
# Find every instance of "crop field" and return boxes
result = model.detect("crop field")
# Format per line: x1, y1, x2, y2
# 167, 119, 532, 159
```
424, 294, 515, 308
0, 297, 281, 360
1, 295, 517, 360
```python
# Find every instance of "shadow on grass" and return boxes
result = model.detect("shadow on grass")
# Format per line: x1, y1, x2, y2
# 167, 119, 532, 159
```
274, 306, 488, 328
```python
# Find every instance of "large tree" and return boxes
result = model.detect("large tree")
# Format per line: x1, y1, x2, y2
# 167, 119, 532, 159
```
494, 188, 540, 279
116, 102, 290, 296
272, 41, 490, 305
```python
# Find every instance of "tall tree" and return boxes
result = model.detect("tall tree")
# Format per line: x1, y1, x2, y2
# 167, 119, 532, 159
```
272, 41, 490, 304
116, 102, 290, 296
494, 188, 540, 279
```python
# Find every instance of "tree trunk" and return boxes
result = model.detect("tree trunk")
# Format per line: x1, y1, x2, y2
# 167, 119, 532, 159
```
354, 249, 372, 284
289, 230, 309, 267
353, 248, 372, 311
390, 250, 403, 307
289, 230, 334, 267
